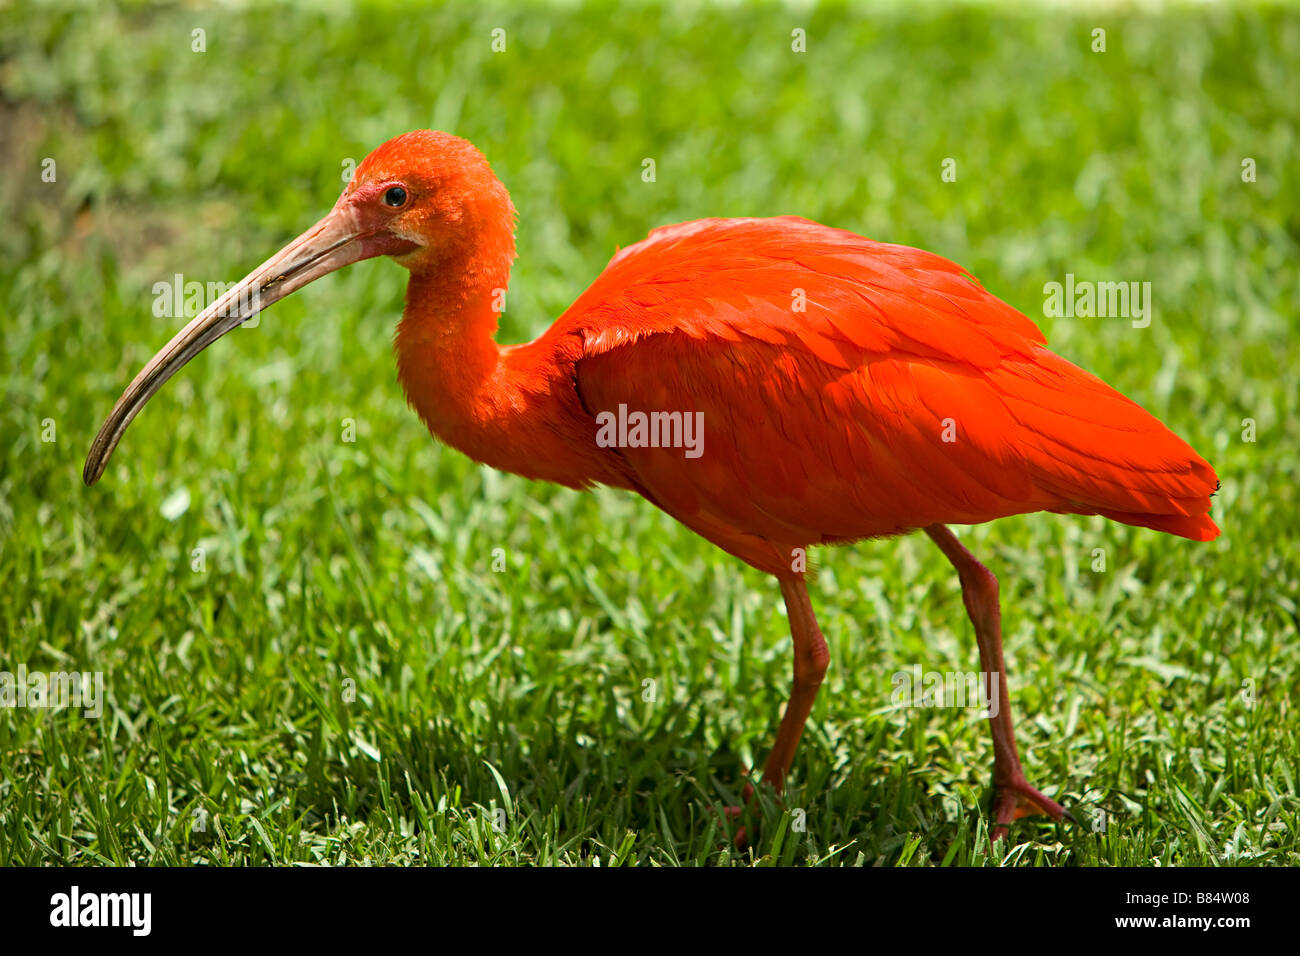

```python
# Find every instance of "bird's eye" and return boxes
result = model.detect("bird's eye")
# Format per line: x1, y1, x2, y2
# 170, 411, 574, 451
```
383, 186, 408, 208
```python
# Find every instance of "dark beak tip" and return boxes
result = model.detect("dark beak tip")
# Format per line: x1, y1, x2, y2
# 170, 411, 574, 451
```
83, 431, 111, 486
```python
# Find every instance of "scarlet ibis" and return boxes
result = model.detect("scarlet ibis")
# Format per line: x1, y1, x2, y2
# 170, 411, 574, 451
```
85, 130, 1219, 839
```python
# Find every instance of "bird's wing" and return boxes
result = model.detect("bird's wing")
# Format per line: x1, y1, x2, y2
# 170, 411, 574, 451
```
550, 218, 1218, 572
571, 217, 1049, 370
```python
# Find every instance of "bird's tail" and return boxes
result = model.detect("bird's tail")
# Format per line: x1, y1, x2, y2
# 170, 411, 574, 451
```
991, 347, 1221, 541
1092, 508, 1219, 541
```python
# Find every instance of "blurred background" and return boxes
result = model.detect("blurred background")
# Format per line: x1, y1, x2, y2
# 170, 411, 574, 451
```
1, 1, 1297, 865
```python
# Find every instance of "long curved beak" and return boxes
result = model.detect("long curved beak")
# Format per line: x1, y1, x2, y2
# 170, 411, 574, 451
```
83, 204, 408, 485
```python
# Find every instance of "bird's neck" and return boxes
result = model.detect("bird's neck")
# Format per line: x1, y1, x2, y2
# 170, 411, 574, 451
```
395, 257, 506, 452
394, 260, 608, 488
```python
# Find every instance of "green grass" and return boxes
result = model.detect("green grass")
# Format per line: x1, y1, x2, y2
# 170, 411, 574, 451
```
2, 0, 1297, 866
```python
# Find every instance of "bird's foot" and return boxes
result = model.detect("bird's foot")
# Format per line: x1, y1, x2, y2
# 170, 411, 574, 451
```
990, 773, 1076, 841
712, 780, 757, 848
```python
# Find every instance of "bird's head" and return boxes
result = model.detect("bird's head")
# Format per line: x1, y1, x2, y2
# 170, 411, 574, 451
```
83, 129, 515, 485
344, 129, 516, 274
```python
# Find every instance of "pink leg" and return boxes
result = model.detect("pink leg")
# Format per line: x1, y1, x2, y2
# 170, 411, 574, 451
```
722, 576, 829, 847
925, 525, 1076, 839
760, 575, 831, 789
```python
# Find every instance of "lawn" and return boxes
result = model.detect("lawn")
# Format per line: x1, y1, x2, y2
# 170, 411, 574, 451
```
1, 0, 1297, 866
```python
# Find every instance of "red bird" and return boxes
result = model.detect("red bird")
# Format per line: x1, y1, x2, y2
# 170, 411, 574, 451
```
85, 131, 1219, 839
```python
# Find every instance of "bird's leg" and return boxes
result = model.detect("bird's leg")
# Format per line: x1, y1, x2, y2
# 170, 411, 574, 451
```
720, 576, 828, 848
760, 575, 831, 790
924, 525, 1074, 839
